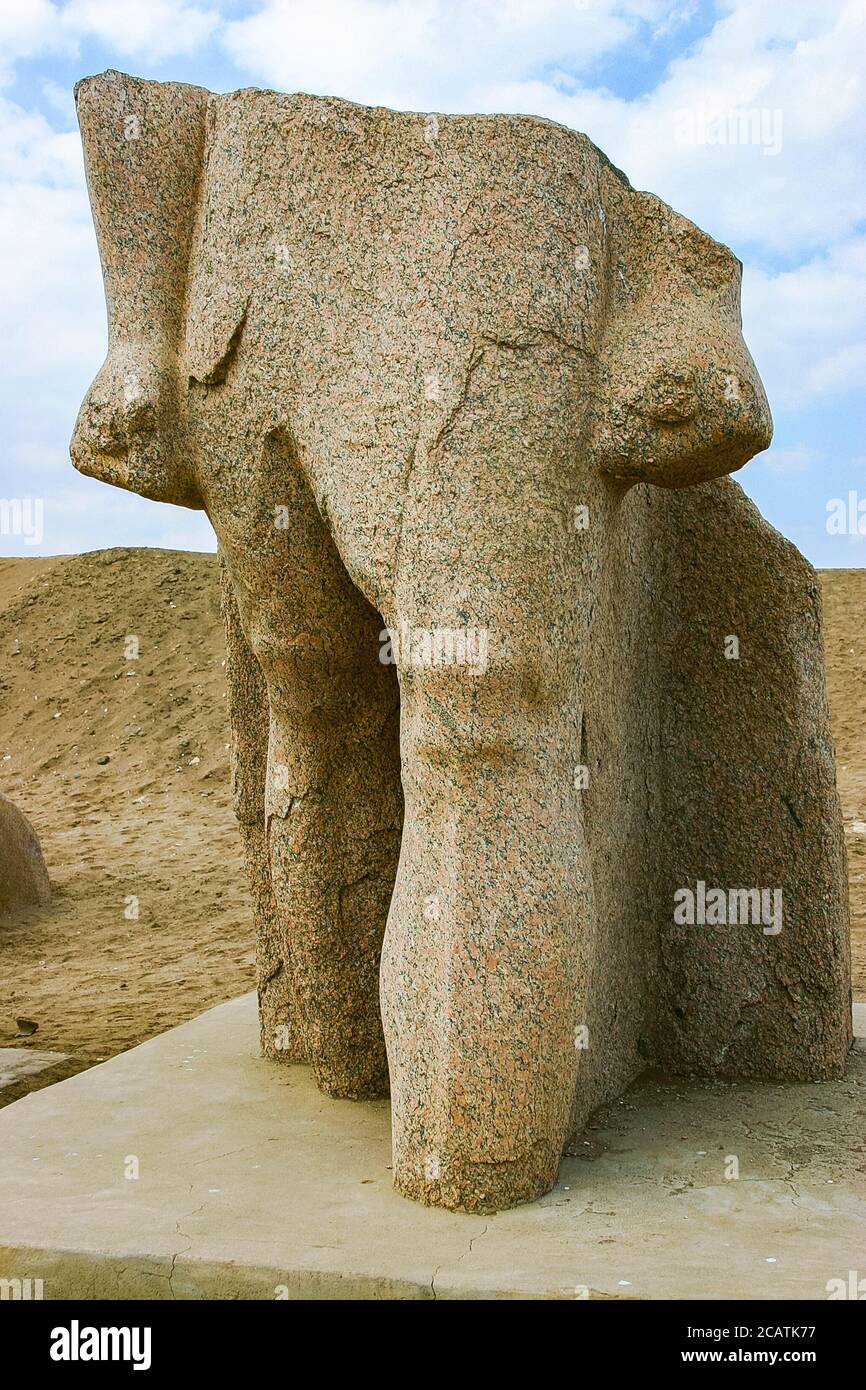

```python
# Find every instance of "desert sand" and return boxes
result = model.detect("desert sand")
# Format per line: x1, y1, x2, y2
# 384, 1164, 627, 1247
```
0, 550, 251, 1091
1, 549, 863, 1094
822, 568, 866, 994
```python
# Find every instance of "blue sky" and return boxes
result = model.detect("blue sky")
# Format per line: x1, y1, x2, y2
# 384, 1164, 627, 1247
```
1, 0, 863, 564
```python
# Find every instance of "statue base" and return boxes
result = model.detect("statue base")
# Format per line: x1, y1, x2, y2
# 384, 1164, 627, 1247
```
0, 994, 863, 1300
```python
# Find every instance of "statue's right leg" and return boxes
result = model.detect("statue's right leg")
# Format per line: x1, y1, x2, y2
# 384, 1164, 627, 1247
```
212, 431, 403, 1100
220, 554, 307, 1065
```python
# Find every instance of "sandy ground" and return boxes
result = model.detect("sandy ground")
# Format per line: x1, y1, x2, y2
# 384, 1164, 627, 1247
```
0, 550, 253, 1085
821, 569, 866, 994
0, 551, 864, 1087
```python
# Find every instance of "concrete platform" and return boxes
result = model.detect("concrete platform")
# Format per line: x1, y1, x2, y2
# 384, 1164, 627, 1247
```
0, 993, 864, 1300
0, 1047, 69, 1091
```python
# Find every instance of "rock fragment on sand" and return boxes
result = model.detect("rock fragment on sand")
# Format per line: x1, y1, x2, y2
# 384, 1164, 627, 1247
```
0, 793, 51, 916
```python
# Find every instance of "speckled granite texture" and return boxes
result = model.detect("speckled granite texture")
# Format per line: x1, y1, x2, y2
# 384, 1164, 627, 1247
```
71, 70, 850, 1213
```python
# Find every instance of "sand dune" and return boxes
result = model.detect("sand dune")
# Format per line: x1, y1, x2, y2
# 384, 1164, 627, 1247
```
1, 550, 863, 1082
0, 550, 252, 1075
821, 569, 866, 996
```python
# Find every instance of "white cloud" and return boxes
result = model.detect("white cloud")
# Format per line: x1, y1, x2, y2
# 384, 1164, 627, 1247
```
0, 0, 66, 84
761, 444, 814, 474
468, 0, 866, 258
0, 96, 105, 537
0, 153, 104, 384
743, 237, 866, 409
61, 0, 220, 61
0, 0, 60, 53
0, 0, 222, 83
221, 0, 678, 109
41, 76, 77, 120
807, 343, 866, 398
0, 96, 82, 183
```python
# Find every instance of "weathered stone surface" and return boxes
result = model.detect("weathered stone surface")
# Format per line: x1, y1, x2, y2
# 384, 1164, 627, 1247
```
0, 793, 51, 916
220, 556, 306, 1066
650, 481, 851, 1081
71, 70, 849, 1213
572, 478, 852, 1139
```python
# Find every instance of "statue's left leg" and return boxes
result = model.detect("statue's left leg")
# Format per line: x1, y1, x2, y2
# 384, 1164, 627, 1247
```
377, 341, 601, 1211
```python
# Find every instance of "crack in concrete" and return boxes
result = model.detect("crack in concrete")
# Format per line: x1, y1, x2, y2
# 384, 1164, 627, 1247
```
431, 1223, 490, 1298
191, 1135, 283, 1166
460, 1223, 487, 1261
168, 1201, 208, 1299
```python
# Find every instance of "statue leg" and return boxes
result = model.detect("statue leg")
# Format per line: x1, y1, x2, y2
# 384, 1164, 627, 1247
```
379, 342, 598, 1212
220, 554, 307, 1063
213, 432, 403, 1100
